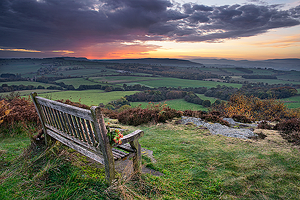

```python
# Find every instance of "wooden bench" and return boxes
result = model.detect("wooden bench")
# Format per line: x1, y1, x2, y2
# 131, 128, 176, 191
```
31, 92, 144, 185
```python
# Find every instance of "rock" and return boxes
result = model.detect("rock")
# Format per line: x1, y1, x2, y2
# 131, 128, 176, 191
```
181, 116, 257, 139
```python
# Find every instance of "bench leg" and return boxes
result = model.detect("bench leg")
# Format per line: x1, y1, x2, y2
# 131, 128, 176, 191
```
130, 139, 142, 176
103, 149, 115, 185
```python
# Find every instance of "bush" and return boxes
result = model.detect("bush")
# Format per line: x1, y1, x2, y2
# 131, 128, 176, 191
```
232, 115, 252, 123
274, 118, 300, 145
202, 100, 211, 107
117, 103, 182, 126
257, 121, 273, 130
1, 96, 39, 126
183, 110, 230, 126
212, 94, 300, 121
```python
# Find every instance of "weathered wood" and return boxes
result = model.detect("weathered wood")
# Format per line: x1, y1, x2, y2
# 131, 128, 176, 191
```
47, 129, 105, 165
66, 114, 77, 137
91, 106, 116, 185
35, 96, 93, 121
117, 143, 135, 152
86, 120, 96, 145
30, 92, 48, 145
121, 130, 144, 144
130, 139, 142, 175
31, 94, 144, 185
45, 124, 98, 151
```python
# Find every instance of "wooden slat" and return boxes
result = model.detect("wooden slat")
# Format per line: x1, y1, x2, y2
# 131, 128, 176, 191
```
81, 118, 92, 145
45, 124, 99, 153
66, 114, 77, 137
76, 116, 87, 142
50, 107, 60, 130
71, 115, 83, 141
86, 120, 97, 146
47, 129, 104, 164
43, 106, 53, 127
58, 110, 68, 134
120, 130, 144, 144
40, 105, 50, 125
61, 112, 73, 136
54, 110, 65, 132
117, 143, 135, 152
112, 148, 130, 157
35, 96, 93, 121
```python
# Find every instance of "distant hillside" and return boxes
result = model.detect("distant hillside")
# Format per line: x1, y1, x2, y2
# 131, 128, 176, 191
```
95, 58, 204, 67
191, 58, 300, 71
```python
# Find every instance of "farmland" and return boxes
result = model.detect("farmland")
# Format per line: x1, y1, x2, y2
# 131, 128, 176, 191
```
1, 57, 300, 110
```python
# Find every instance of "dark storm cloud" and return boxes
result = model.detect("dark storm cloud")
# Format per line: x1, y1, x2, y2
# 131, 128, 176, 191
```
0, 0, 299, 52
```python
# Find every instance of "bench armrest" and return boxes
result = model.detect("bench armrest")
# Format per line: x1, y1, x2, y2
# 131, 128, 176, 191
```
120, 129, 144, 144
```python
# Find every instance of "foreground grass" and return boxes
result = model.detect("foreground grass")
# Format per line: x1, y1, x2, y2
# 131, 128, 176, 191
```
1, 121, 300, 199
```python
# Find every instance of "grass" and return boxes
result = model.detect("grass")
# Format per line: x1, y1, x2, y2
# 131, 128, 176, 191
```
55, 78, 102, 89
39, 90, 138, 106
60, 68, 117, 77
1, 89, 60, 97
127, 77, 242, 88
90, 76, 160, 84
2, 121, 300, 199
280, 95, 300, 109
0, 81, 57, 87
139, 123, 300, 199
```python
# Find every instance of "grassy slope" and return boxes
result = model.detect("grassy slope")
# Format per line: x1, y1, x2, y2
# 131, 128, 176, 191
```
1, 122, 300, 199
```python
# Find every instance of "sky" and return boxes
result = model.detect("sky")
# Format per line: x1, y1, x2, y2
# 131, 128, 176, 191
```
0, 0, 299, 60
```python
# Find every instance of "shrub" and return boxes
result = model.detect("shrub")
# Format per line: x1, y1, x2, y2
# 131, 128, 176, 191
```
212, 94, 300, 121
183, 110, 230, 126
232, 115, 252, 123
1, 96, 39, 126
56, 99, 90, 110
257, 121, 273, 130
117, 103, 182, 126
274, 118, 300, 145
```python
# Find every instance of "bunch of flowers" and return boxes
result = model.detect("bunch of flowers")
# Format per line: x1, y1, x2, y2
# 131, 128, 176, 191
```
106, 123, 123, 145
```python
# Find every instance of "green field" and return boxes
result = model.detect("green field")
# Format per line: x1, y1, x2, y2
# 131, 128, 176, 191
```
0, 60, 42, 74
0, 81, 57, 87
1, 89, 60, 97
55, 78, 102, 88
39, 90, 138, 106
59, 68, 117, 77
130, 99, 209, 111
281, 95, 300, 109
90, 76, 160, 84
196, 94, 218, 101
230, 76, 300, 85
126, 77, 243, 88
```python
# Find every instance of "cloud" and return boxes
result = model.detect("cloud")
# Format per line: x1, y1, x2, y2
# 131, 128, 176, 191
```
0, 48, 41, 53
0, 0, 299, 55
251, 34, 300, 48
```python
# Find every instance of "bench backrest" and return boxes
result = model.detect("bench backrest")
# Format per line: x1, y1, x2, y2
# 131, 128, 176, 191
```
31, 92, 113, 165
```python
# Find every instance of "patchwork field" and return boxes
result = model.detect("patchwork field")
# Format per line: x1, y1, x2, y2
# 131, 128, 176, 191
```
126, 77, 242, 88
1, 81, 57, 87
55, 78, 102, 88
130, 99, 209, 111
38, 90, 138, 106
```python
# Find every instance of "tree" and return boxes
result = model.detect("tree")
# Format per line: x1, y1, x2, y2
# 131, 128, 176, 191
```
202, 100, 211, 107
